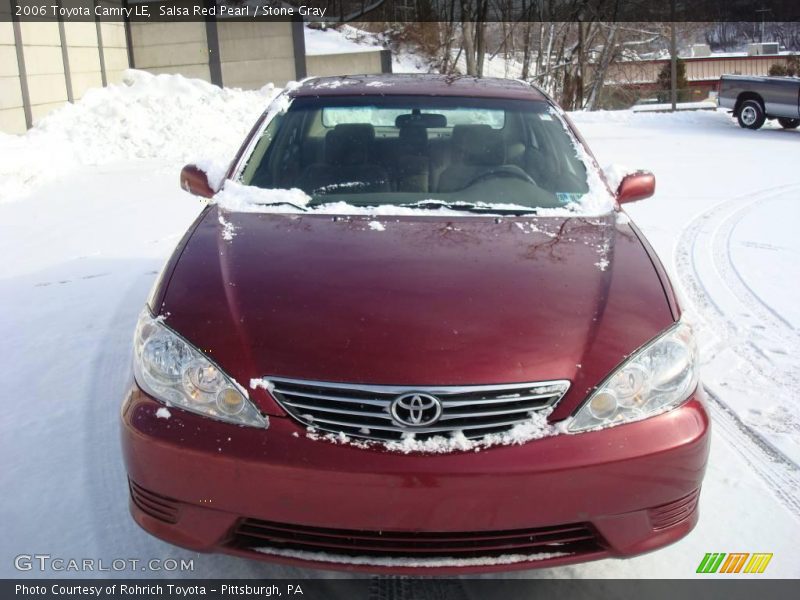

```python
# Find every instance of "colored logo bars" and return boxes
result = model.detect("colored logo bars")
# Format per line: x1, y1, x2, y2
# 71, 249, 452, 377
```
696, 553, 773, 574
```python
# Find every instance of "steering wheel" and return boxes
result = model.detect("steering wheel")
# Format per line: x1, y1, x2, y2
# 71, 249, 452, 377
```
463, 166, 538, 189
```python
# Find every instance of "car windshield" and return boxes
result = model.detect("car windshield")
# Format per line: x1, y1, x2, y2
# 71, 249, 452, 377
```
238, 95, 592, 211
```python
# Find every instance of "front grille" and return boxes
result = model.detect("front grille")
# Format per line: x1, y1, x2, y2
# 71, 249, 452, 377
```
230, 518, 601, 559
266, 377, 570, 442
129, 479, 179, 524
648, 488, 700, 530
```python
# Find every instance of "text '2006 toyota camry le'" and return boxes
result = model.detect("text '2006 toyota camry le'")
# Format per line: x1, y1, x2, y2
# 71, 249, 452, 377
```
121, 74, 709, 574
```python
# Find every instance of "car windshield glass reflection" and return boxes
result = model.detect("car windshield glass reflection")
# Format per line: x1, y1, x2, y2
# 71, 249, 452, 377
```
239, 96, 590, 210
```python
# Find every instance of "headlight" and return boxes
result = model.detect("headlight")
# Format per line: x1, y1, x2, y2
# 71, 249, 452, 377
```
568, 321, 698, 432
133, 309, 267, 427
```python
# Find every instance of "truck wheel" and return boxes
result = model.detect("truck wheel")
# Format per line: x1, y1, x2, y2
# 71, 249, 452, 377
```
737, 100, 766, 129
777, 117, 800, 129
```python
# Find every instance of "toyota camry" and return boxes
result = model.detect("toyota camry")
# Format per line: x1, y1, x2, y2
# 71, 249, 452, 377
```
121, 74, 709, 574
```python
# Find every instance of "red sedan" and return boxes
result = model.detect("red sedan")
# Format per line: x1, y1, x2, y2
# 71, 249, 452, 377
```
121, 74, 709, 574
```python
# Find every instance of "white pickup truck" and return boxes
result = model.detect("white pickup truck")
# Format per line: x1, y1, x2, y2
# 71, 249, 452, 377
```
719, 74, 800, 130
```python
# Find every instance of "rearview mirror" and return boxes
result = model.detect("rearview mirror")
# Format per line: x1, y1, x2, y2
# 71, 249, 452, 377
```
180, 164, 215, 198
616, 171, 655, 204
395, 113, 447, 128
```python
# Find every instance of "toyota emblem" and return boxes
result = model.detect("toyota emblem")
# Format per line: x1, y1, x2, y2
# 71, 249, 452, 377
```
390, 393, 443, 427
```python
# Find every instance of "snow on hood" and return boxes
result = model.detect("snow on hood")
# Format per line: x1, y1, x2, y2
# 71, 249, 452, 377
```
214, 181, 614, 219
215, 181, 313, 212
214, 181, 555, 217
163, 198, 672, 431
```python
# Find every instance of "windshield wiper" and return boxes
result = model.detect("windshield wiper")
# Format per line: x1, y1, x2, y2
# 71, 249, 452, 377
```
251, 200, 309, 212
399, 199, 537, 215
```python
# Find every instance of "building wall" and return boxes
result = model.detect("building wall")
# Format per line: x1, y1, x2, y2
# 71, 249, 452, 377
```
0, 12, 392, 135
128, 21, 210, 82
0, 0, 129, 133
218, 21, 297, 89
306, 49, 390, 78
19, 21, 68, 124
99, 18, 130, 85
684, 55, 791, 80
0, 15, 306, 134
0, 0, 26, 134
600, 54, 796, 87
62, 21, 103, 99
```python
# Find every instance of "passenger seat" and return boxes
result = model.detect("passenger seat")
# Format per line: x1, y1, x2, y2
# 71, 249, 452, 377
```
297, 124, 390, 195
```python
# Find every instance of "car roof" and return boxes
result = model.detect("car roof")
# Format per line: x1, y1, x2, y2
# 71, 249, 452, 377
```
290, 73, 549, 102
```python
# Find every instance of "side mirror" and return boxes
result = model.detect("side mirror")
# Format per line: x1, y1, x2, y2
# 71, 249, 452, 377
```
180, 164, 215, 198
616, 171, 655, 204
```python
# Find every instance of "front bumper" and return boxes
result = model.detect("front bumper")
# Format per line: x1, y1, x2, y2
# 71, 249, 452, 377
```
121, 384, 710, 574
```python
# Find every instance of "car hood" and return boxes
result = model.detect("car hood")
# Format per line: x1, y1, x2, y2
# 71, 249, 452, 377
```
159, 208, 674, 418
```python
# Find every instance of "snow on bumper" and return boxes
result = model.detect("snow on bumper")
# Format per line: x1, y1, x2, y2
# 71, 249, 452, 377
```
120, 384, 710, 573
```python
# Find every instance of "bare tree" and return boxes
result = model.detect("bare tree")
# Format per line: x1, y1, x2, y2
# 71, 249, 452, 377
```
458, 0, 490, 76
584, 24, 617, 110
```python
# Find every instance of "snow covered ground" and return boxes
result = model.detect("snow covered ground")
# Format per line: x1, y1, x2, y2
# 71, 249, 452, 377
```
0, 70, 278, 203
304, 25, 376, 55
631, 100, 717, 112
304, 24, 432, 74
1, 73, 799, 579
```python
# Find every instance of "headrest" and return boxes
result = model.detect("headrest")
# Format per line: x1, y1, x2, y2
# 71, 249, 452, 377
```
325, 124, 376, 165
450, 125, 505, 166
398, 125, 428, 155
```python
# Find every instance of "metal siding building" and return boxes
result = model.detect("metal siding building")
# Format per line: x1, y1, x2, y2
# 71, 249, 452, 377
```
0, 1, 390, 133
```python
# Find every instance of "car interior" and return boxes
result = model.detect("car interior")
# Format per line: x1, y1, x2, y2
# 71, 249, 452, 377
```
241, 98, 590, 208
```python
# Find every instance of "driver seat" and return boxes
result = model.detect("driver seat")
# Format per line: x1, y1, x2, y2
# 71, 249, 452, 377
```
437, 125, 507, 192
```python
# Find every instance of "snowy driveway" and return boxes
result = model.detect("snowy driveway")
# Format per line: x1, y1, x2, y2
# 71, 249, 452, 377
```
1, 87, 799, 578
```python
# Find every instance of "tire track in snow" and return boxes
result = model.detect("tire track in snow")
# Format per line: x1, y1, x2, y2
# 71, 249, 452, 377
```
712, 191, 800, 348
675, 183, 800, 394
676, 184, 800, 374
675, 184, 800, 518
705, 388, 800, 518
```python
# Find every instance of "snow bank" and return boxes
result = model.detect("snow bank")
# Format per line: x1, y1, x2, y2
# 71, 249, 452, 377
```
304, 24, 431, 73
0, 70, 278, 202
304, 25, 382, 55
571, 106, 730, 127
452, 50, 524, 79
632, 101, 716, 113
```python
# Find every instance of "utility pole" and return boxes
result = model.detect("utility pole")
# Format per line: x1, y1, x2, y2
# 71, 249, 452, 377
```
670, 0, 677, 111
755, 8, 771, 43
577, 19, 584, 109
760, 12, 766, 43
